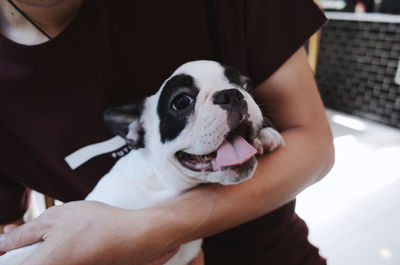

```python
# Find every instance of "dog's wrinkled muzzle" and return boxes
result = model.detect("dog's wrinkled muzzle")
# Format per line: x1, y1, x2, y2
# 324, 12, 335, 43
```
176, 123, 258, 172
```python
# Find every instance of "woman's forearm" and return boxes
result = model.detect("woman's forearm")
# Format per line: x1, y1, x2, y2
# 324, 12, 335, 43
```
140, 124, 334, 248
0, 48, 334, 265
127, 47, 335, 250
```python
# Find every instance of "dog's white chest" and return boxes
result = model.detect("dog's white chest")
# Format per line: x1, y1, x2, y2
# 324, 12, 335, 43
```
0, 60, 286, 265
85, 149, 202, 265
86, 149, 180, 209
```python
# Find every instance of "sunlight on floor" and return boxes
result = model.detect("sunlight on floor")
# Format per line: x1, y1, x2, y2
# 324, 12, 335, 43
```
296, 109, 400, 265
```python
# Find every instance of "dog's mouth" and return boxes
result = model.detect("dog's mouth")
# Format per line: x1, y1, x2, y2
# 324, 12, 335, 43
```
176, 151, 217, 172
176, 124, 257, 172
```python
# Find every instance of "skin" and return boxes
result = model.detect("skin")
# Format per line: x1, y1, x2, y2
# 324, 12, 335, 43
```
0, 0, 335, 264
0, 221, 22, 256
0, 0, 82, 43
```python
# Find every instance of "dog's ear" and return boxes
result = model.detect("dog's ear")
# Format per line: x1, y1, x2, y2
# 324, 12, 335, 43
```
103, 100, 145, 149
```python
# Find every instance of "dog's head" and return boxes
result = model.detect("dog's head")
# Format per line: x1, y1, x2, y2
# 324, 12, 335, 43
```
104, 61, 264, 186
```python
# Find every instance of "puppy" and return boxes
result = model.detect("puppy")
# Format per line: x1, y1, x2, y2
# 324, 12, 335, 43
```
0, 60, 284, 265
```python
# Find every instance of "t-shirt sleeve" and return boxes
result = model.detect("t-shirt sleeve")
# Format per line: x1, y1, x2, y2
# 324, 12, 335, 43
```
245, 0, 327, 85
0, 173, 30, 224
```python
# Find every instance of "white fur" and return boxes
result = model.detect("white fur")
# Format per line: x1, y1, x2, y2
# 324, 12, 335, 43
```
0, 61, 284, 265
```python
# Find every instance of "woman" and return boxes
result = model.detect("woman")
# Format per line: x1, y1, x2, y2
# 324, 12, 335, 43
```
0, 0, 334, 264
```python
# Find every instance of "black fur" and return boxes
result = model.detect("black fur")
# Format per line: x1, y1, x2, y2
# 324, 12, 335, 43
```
222, 65, 253, 93
103, 100, 145, 148
213, 88, 244, 105
224, 66, 242, 87
157, 74, 199, 143
213, 89, 248, 129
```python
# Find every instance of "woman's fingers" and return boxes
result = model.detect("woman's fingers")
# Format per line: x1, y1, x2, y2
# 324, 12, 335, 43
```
3, 224, 18, 234
0, 222, 21, 255
0, 219, 45, 252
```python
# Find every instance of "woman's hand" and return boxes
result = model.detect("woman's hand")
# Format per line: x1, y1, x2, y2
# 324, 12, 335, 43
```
0, 219, 23, 256
0, 47, 332, 265
0, 201, 183, 265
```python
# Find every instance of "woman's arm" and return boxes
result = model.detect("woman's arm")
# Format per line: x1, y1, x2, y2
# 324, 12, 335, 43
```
0, 219, 23, 255
149, 47, 335, 243
0, 47, 334, 265
0, 219, 24, 234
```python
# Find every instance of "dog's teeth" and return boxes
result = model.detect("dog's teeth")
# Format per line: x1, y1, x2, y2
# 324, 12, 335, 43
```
177, 151, 218, 172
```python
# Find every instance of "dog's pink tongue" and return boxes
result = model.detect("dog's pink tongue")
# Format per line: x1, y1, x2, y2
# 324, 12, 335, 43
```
216, 136, 257, 167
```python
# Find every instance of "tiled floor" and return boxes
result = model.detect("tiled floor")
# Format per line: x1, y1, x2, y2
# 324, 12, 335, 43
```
296, 109, 400, 265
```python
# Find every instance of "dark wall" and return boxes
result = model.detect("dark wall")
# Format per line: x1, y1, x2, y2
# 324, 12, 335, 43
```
316, 18, 400, 128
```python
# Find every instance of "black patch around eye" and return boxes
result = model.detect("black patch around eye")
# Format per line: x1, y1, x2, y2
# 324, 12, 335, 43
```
157, 74, 199, 143
222, 64, 252, 93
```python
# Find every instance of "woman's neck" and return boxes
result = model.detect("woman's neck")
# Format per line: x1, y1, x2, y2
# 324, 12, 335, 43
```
11, 0, 84, 37
0, 0, 83, 43
13, 0, 67, 8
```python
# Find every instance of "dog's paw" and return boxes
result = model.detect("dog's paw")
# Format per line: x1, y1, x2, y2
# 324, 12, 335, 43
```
254, 127, 285, 155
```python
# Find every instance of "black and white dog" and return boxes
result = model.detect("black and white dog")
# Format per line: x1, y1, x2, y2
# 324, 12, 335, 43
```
0, 61, 284, 265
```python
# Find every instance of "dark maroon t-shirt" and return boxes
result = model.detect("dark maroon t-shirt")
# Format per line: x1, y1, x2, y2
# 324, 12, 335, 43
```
0, 0, 327, 264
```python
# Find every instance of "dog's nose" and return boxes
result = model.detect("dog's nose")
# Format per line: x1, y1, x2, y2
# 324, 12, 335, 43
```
213, 89, 244, 106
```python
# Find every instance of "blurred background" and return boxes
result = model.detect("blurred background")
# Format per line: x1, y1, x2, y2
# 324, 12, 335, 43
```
296, 0, 400, 264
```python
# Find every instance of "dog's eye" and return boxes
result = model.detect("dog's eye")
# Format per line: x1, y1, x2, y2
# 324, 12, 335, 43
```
171, 94, 194, 111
